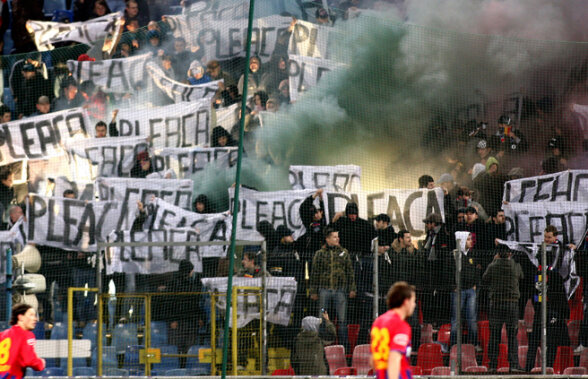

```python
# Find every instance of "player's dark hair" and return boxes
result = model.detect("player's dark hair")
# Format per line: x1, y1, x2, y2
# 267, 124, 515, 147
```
386, 281, 415, 310
10, 303, 33, 325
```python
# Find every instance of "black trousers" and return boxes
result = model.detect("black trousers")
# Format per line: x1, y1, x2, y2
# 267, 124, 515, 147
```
488, 301, 519, 370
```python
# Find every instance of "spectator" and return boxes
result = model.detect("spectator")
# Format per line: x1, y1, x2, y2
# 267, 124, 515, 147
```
170, 38, 200, 83
130, 151, 154, 178
418, 174, 435, 189
524, 226, 571, 371
0, 105, 12, 123
473, 156, 508, 219
291, 314, 336, 376
238, 56, 268, 95
375, 213, 396, 254
265, 97, 279, 112
455, 186, 488, 222
145, 30, 164, 56
159, 55, 178, 81
438, 173, 457, 224
277, 79, 290, 105
52, 78, 85, 112
315, 7, 333, 25
250, 91, 269, 113
206, 60, 236, 89
80, 80, 108, 121
124, 0, 150, 27
450, 232, 480, 349
192, 194, 213, 214
187, 61, 211, 85
0, 167, 15, 220
474, 139, 492, 167
10, 0, 44, 53
483, 246, 524, 373
309, 228, 356, 350
238, 249, 268, 278
420, 212, 454, 325
30, 96, 51, 117
491, 115, 528, 160
264, 55, 289, 96
13, 64, 50, 118
74, 0, 111, 21
211, 126, 237, 147
297, 189, 327, 275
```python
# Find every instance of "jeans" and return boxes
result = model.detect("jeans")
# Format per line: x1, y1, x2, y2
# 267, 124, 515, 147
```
488, 301, 519, 370
450, 288, 478, 346
319, 289, 348, 348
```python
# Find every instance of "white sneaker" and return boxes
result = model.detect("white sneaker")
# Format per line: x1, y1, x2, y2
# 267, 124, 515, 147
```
575, 345, 585, 354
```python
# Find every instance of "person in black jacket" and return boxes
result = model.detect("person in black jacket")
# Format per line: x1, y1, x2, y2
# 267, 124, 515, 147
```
297, 189, 327, 271
164, 259, 202, 368
524, 226, 571, 371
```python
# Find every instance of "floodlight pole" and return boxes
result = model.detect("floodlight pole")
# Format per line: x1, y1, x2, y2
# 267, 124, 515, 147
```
221, 0, 256, 378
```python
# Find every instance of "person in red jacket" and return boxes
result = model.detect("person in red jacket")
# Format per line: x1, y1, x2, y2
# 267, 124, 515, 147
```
0, 304, 45, 379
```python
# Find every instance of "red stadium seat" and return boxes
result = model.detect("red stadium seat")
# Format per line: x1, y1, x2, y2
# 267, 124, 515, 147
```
271, 368, 294, 376
497, 343, 509, 369
333, 367, 357, 376
563, 367, 587, 375
523, 300, 534, 331
497, 367, 510, 373
449, 344, 477, 370
430, 366, 450, 375
463, 366, 487, 373
580, 349, 588, 370
553, 346, 573, 374
347, 324, 360, 354
416, 343, 443, 375
531, 367, 554, 374
518, 345, 528, 369
517, 321, 528, 347
437, 324, 451, 346
568, 320, 581, 350
351, 344, 371, 375
324, 345, 347, 375
410, 365, 423, 375
421, 323, 433, 345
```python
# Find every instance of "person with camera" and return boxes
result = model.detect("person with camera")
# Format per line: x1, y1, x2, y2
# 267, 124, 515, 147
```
291, 310, 336, 375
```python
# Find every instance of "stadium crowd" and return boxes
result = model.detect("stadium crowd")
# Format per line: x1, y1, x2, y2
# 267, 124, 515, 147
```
0, 0, 587, 375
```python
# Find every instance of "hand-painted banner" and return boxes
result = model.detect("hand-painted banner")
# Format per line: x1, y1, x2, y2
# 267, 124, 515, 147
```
229, 188, 317, 241
26, 12, 123, 51
288, 54, 344, 101
96, 177, 193, 230
106, 228, 203, 274
67, 53, 151, 93
498, 239, 580, 300
155, 146, 238, 178
325, 188, 445, 238
26, 194, 122, 252
66, 136, 149, 177
146, 197, 231, 257
288, 20, 330, 59
0, 108, 91, 166
116, 101, 211, 149
146, 62, 219, 102
503, 170, 588, 203
289, 165, 361, 192
214, 103, 239, 133
503, 201, 588, 245
164, 12, 291, 63
201, 276, 297, 328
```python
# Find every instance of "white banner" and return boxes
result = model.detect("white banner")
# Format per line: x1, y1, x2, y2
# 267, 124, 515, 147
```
214, 103, 239, 133
26, 12, 123, 51
67, 53, 151, 93
148, 198, 231, 257
201, 277, 297, 328
325, 188, 445, 239
146, 62, 219, 102
66, 136, 149, 177
229, 188, 317, 241
106, 229, 203, 274
154, 147, 238, 178
503, 201, 588, 246
503, 170, 588, 204
497, 239, 580, 300
115, 101, 212, 149
289, 165, 361, 192
288, 20, 330, 59
0, 108, 91, 165
288, 54, 344, 101
571, 103, 588, 140
164, 13, 291, 63
26, 194, 122, 251
96, 177, 193, 229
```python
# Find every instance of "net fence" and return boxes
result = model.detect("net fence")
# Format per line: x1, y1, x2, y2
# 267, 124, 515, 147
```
0, 0, 588, 376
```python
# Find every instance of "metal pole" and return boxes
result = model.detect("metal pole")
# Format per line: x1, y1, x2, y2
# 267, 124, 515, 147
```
261, 241, 267, 375
455, 242, 462, 375
221, 0, 256, 377
67, 288, 74, 377
373, 239, 379, 318
6, 248, 12, 322
96, 249, 102, 293
541, 242, 547, 375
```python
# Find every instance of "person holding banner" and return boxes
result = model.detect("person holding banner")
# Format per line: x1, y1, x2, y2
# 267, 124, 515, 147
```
0, 304, 46, 379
